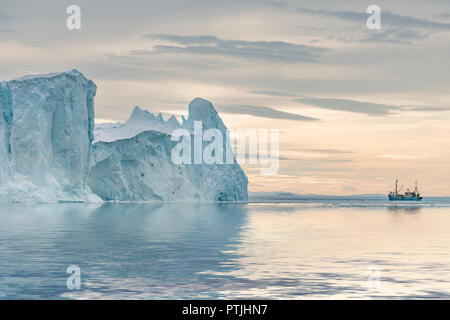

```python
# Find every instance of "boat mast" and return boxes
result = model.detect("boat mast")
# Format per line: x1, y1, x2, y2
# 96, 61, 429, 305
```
395, 179, 398, 195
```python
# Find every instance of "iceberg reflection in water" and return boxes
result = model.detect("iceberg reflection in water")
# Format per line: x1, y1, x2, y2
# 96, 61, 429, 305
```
1, 201, 450, 299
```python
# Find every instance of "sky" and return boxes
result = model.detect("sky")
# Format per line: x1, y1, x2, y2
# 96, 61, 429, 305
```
1, 0, 449, 195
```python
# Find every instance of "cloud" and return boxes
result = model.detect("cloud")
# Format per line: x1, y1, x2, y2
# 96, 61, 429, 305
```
362, 28, 429, 43
141, 34, 325, 63
0, 28, 17, 34
295, 97, 399, 116
298, 8, 450, 44
0, 13, 12, 22
276, 156, 353, 163
295, 97, 450, 116
0, 13, 14, 33
436, 13, 450, 20
304, 149, 353, 154
321, 159, 353, 163
217, 105, 319, 121
298, 8, 450, 31
376, 153, 435, 160
403, 106, 450, 112
248, 89, 305, 97
259, 0, 289, 8
0, 13, 17, 35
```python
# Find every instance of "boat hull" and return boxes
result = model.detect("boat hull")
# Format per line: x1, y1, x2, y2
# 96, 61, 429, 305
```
388, 195, 423, 201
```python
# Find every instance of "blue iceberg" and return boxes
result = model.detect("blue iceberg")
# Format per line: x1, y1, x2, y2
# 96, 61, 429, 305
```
0, 70, 248, 202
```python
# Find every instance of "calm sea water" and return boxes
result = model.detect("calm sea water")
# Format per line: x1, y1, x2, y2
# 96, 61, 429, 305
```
1, 199, 450, 299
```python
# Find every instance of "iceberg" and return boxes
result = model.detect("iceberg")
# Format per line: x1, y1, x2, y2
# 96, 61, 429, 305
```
181, 98, 248, 201
89, 98, 248, 201
95, 106, 181, 143
0, 70, 248, 202
0, 70, 100, 202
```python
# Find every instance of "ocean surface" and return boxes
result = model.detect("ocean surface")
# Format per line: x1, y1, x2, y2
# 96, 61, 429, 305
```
1, 198, 450, 299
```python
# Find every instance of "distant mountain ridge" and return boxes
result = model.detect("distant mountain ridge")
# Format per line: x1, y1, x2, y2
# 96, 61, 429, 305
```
249, 192, 386, 201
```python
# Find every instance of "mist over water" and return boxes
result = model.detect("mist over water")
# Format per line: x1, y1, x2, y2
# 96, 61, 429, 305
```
1, 200, 450, 299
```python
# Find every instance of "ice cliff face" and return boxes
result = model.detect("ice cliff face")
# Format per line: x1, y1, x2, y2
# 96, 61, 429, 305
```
89, 98, 248, 201
89, 131, 201, 201
181, 98, 248, 201
0, 70, 100, 202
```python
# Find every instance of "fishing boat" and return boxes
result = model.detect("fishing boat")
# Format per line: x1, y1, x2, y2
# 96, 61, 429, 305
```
388, 180, 423, 201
